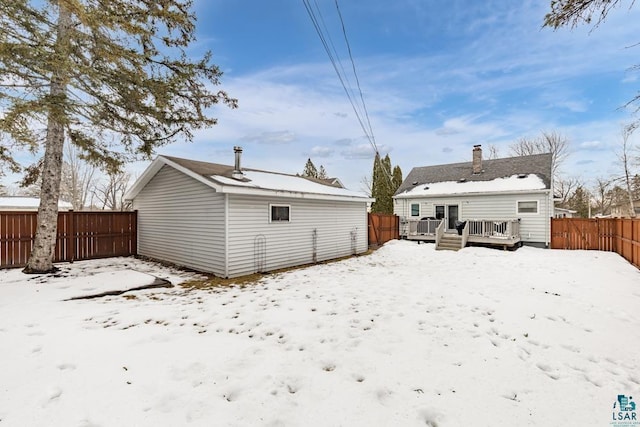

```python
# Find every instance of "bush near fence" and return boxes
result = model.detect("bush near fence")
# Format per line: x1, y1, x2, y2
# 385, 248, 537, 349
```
551, 218, 640, 268
0, 211, 137, 269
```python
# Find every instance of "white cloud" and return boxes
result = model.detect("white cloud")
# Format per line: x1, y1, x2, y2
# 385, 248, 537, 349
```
309, 146, 335, 158
241, 130, 296, 144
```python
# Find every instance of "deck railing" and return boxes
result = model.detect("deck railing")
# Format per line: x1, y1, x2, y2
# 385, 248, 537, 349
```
406, 218, 441, 235
403, 218, 520, 241
461, 221, 470, 248
466, 219, 520, 240
435, 219, 445, 247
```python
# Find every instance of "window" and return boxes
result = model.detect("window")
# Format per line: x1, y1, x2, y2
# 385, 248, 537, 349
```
517, 201, 538, 214
411, 203, 420, 216
270, 205, 290, 222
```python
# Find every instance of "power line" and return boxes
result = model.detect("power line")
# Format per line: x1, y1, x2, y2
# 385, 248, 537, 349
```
301, 0, 377, 153
302, 0, 394, 189
334, 0, 377, 154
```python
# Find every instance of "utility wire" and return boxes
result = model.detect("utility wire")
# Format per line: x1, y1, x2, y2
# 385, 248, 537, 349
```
334, 0, 378, 154
302, 0, 376, 153
302, 0, 394, 188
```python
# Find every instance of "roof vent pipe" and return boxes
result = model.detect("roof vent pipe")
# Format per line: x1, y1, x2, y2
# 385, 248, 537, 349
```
472, 144, 482, 174
232, 146, 243, 179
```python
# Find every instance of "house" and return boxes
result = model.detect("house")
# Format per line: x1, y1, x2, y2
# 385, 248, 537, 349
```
125, 147, 373, 278
554, 207, 577, 218
0, 196, 72, 211
393, 145, 553, 249
610, 199, 640, 218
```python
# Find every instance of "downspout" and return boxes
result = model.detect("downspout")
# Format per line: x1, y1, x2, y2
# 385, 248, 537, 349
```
546, 190, 551, 247
224, 193, 229, 278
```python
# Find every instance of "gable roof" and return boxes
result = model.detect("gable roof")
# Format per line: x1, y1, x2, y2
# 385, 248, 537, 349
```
395, 153, 553, 197
126, 155, 373, 202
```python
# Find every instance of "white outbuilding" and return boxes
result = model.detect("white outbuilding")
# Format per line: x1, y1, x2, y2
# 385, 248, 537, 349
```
125, 148, 373, 278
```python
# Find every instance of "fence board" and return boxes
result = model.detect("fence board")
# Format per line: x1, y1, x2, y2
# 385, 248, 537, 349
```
368, 213, 399, 246
551, 218, 640, 269
0, 211, 137, 269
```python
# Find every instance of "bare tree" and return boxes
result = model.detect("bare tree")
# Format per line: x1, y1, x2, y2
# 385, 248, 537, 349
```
60, 144, 97, 210
510, 130, 570, 178
360, 175, 372, 196
591, 177, 613, 216
555, 176, 582, 207
93, 171, 131, 211
617, 126, 637, 217
486, 144, 500, 160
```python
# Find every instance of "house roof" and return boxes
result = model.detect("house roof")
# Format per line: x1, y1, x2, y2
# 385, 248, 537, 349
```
395, 152, 553, 198
125, 155, 373, 202
0, 197, 73, 210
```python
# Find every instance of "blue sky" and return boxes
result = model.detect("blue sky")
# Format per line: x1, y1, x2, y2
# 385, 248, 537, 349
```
4, 0, 640, 192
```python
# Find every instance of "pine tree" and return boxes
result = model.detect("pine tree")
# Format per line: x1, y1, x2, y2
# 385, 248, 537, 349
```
371, 153, 401, 214
0, 1, 236, 273
392, 165, 403, 193
567, 186, 591, 218
318, 165, 328, 179
302, 158, 318, 178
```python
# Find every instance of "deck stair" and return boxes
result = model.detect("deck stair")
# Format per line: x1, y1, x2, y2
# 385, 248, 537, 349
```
436, 233, 463, 251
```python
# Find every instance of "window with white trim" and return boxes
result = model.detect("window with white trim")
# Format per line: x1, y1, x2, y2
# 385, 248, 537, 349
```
517, 201, 538, 214
411, 203, 420, 216
270, 204, 290, 222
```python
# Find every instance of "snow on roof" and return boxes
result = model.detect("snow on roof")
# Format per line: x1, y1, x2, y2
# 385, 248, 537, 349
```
0, 197, 73, 209
211, 170, 369, 198
395, 174, 547, 198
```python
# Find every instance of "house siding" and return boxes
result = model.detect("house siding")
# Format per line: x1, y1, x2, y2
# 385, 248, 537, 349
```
227, 195, 368, 277
394, 191, 552, 245
132, 165, 226, 275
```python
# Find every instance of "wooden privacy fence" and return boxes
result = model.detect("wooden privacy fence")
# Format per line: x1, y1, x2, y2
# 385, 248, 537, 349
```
0, 211, 137, 269
368, 213, 399, 246
551, 218, 640, 268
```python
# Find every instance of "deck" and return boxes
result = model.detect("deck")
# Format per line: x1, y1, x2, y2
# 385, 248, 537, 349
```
401, 218, 522, 250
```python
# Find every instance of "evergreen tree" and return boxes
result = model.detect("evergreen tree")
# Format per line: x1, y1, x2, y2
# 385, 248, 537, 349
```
0, 1, 236, 273
302, 158, 318, 178
632, 175, 640, 200
318, 165, 328, 179
370, 153, 402, 214
567, 186, 591, 218
392, 165, 403, 191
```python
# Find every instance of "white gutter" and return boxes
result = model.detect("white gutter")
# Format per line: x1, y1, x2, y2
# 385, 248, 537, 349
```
219, 185, 374, 203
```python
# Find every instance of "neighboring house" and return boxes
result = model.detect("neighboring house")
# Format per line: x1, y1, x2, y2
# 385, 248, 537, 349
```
610, 199, 640, 218
0, 196, 72, 211
393, 145, 554, 249
125, 147, 373, 278
554, 207, 577, 218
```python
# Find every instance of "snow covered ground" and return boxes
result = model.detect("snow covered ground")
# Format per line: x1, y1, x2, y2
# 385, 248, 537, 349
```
1, 241, 639, 427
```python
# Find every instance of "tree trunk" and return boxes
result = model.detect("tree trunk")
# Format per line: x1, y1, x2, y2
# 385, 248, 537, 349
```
23, 2, 71, 274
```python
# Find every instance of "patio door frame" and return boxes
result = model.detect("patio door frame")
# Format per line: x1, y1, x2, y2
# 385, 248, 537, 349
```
435, 204, 460, 231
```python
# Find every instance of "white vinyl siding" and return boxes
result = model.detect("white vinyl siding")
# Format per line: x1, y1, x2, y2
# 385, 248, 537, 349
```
227, 195, 368, 277
132, 165, 226, 276
394, 191, 551, 245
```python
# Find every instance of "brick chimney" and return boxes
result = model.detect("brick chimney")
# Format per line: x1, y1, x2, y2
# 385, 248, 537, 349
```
232, 146, 244, 179
472, 145, 482, 174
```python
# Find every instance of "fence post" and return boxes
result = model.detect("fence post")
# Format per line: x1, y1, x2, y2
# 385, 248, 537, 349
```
69, 210, 76, 262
